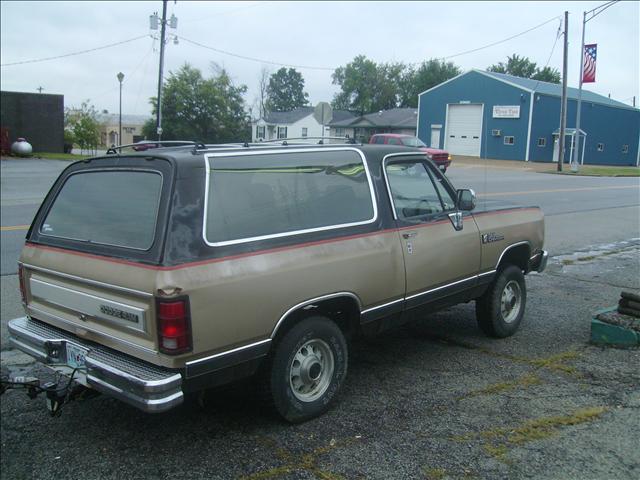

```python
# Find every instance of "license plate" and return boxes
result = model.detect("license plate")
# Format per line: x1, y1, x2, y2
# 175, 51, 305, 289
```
66, 343, 88, 369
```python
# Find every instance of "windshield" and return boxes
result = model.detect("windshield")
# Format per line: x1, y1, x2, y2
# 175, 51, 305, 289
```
401, 137, 427, 147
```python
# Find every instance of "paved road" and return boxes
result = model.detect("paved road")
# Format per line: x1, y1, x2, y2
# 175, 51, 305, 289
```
1, 159, 70, 275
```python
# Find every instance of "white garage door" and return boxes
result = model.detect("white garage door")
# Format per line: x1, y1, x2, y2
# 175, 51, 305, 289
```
445, 104, 482, 157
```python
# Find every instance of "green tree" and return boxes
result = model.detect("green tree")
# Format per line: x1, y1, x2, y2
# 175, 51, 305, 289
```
142, 63, 250, 143
531, 66, 561, 83
400, 59, 462, 107
331, 55, 403, 115
65, 101, 100, 154
488, 54, 560, 83
265, 67, 309, 112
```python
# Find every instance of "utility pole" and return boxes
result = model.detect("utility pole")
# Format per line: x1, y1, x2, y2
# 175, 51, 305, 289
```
557, 11, 568, 172
150, 1, 178, 141
117, 72, 124, 146
572, 1, 619, 172
155, 0, 168, 141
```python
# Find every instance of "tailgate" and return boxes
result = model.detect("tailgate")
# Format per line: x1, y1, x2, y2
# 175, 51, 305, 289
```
21, 256, 159, 357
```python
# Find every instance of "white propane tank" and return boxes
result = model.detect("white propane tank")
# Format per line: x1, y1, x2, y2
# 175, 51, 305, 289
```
11, 138, 33, 157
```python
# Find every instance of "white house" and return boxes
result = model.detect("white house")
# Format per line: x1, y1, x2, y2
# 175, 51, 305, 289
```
252, 107, 355, 142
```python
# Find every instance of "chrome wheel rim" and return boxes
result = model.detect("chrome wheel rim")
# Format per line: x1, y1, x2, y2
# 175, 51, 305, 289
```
289, 339, 334, 402
501, 280, 522, 323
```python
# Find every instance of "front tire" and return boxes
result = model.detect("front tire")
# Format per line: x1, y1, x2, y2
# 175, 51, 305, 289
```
263, 316, 348, 423
476, 265, 527, 338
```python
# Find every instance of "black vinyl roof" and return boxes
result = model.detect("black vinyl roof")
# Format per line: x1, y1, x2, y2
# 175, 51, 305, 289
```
86, 143, 427, 172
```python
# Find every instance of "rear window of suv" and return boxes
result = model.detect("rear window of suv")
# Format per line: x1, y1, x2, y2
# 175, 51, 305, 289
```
41, 170, 163, 250
205, 149, 376, 245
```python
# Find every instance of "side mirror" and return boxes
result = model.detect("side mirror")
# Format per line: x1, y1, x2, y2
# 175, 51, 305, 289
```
457, 189, 476, 211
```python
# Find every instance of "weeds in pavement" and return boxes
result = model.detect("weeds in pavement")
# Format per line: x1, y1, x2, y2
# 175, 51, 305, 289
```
423, 467, 447, 479
459, 373, 542, 400
240, 436, 359, 480
453, 407, 608, 463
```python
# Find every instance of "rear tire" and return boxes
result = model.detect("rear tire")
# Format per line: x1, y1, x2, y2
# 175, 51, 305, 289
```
476, 265, 527, 338
261, 316, 348, 423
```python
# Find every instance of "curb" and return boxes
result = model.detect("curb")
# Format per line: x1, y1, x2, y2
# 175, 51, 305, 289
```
591, 307, 640, 347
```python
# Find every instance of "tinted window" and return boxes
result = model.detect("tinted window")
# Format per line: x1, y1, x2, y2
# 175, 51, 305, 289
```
373, 136, 385, 144
387, 138, 400, 145
206, 150, 375, 244
42, 171, 162, 250
385, 161, 446, 219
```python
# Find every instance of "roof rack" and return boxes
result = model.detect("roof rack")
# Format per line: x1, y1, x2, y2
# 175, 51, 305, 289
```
256, 136, 358, 145
104, 138, 363, 157
105, 140, 205, 155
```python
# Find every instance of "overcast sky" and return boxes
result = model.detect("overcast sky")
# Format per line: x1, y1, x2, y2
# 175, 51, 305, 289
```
1, 1, 638, 117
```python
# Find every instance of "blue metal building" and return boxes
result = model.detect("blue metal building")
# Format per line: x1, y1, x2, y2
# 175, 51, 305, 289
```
417, 70, 639, 166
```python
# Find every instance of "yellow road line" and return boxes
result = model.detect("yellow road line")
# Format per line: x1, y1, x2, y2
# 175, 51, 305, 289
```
479, 185, 639, 197
0, 224, 30, 232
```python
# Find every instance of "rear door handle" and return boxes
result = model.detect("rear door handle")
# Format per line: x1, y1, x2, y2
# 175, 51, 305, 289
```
402, 231, 417, 239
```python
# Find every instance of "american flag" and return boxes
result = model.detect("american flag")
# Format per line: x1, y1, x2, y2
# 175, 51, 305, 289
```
582, 44, 597, 83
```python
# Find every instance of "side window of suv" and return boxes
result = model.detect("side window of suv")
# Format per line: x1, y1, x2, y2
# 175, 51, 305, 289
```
206, 150, 376, 245
385, 161, 454, 219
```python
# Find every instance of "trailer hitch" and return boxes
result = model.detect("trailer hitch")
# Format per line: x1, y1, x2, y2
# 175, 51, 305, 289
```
1, 370, 97, 416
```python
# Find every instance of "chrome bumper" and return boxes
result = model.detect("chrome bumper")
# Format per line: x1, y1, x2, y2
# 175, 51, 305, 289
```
8, 317, 183, 413
530, 250, 549, 273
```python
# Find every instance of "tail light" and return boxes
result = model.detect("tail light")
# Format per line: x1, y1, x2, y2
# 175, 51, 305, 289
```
157, 297, 192, 354
18, 263, 26, 304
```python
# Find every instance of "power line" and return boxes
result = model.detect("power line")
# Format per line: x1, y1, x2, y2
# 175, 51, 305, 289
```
177, 35, 335, 71
1, 14, 564, 72
1, 35, 150, 67
530, 18, 563, 92
133, 38, 158, 114
438, 15, 563, 62
178, 15, 563, 72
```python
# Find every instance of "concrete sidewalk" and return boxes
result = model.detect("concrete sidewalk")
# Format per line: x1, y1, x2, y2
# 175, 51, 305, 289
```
451, 156, 562, 172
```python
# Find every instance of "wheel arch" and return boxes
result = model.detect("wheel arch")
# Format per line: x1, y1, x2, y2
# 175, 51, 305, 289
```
270, 292, 362, 343
496, 241, 532, 273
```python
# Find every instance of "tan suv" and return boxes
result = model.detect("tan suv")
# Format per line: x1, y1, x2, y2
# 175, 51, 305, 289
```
8, 141, 547, 422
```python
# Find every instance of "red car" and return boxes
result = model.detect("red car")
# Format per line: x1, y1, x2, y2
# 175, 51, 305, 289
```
369, 134, 452, 172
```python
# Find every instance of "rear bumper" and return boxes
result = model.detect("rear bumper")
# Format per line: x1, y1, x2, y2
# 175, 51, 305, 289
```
8, 316, 183, 413
530, 250, 549, 273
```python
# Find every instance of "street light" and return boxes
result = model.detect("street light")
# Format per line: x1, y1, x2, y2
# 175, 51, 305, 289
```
117, 72, 125, 146
572, 0, 619, 172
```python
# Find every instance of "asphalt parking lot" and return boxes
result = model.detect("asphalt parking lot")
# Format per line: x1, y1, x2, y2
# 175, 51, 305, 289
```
1, 157, 639, 479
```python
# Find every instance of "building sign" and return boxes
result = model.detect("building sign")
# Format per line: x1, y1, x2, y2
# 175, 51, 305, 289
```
493, 105, 520, 118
